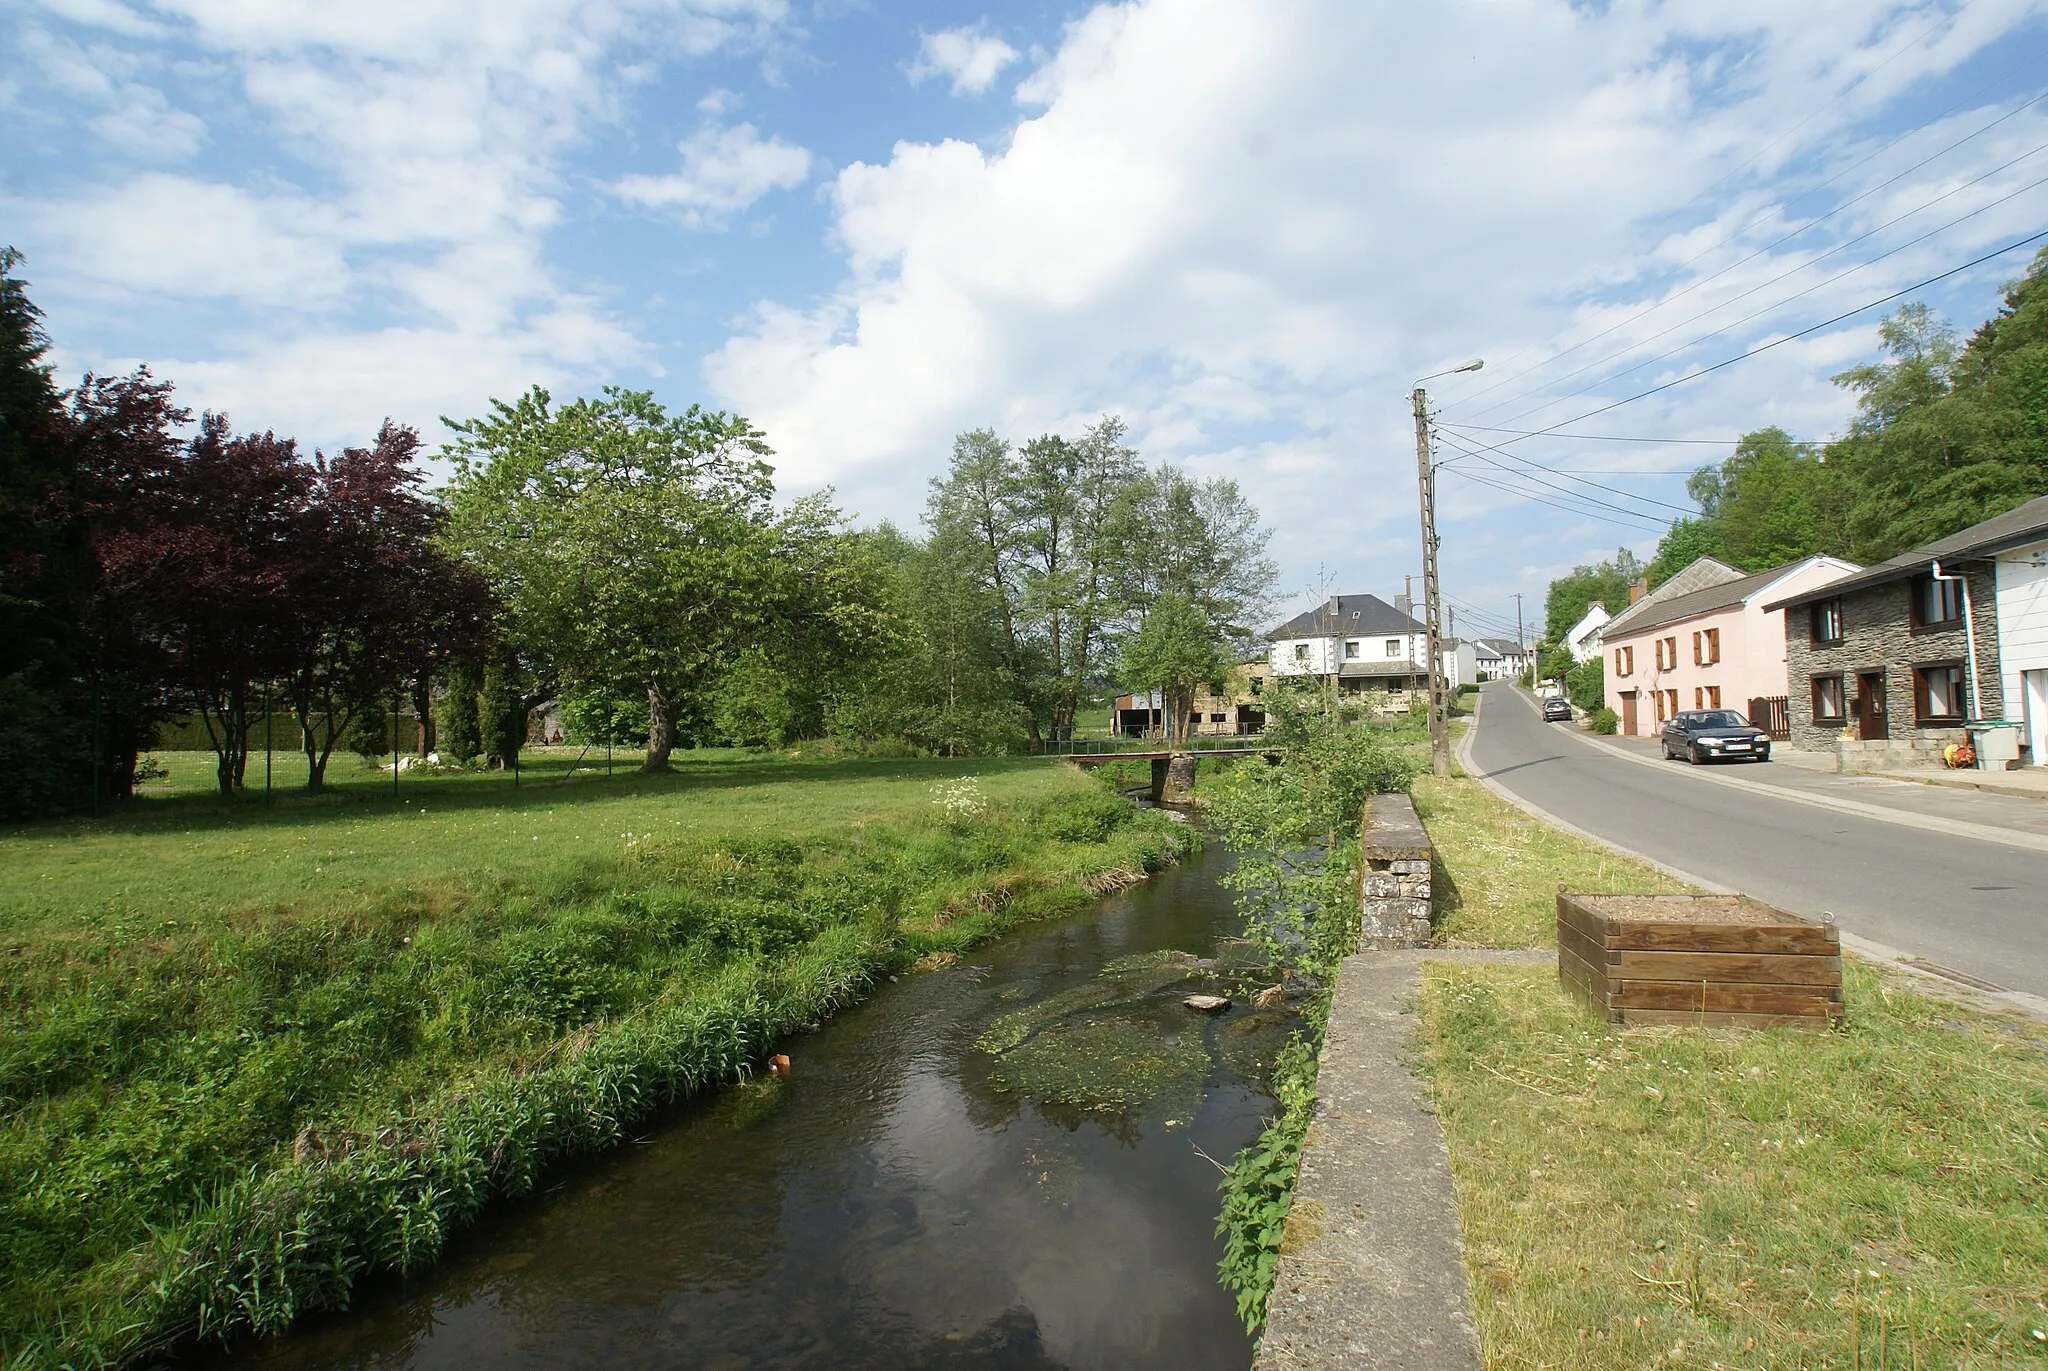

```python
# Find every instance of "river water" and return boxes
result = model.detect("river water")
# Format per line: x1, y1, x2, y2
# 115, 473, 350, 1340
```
206, 838, 1280, 1371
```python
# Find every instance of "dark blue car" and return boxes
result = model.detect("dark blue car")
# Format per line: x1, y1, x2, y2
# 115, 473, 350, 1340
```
1660, 710, 1772, 763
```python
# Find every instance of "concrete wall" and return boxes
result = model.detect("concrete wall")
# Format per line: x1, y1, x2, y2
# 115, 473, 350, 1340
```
1359, 792, 1433, 948
1783, 563, 2001, 759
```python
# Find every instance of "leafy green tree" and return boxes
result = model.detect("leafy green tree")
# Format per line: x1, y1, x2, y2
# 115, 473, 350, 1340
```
438, 658, 482, 763
1120, 594, 1226, 742
1651, 427, 1843, 578
1566, 654, 1604, 712
1543, 548, 1641, 646
477, 651, 526, 768
559, 685, 648, 747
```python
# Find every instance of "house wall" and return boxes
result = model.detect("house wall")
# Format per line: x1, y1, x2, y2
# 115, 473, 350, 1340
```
1566, 606, 1609, 661
1269, 632, 1428, 677
1782, 563, 2002, 757
1994, 540, 2048, 764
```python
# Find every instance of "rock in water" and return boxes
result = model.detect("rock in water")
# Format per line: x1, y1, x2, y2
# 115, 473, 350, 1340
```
1254, 984, 1287, 1010
1183, 994, 1231, 1014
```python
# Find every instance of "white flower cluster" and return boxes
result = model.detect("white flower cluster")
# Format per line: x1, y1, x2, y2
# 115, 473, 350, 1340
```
930, 777, 988, 823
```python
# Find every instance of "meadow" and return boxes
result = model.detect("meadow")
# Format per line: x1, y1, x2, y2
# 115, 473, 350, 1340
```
0, 746, 1190, 1367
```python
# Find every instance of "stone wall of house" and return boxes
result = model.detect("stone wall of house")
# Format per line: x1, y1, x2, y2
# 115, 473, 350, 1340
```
1783, 562, 2001, 758
1358, 792, 1433, 948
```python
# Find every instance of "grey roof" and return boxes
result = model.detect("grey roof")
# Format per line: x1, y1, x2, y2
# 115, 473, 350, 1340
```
1268, 594, 1425, 641
1337, 660, 1427, 678
1598, 557, 1745, 638
1608, 560, 1817, 635
1474, 637, 1524, 654
1471, 641, 1503, 660
1764, 494, 2048, 611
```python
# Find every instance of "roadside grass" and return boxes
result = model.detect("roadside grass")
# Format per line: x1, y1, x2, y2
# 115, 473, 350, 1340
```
1413, 771, 1691, 948
1417, 962, 2048, 1369
1415, 772, 2048, 1368
1, 750, 1188, 1367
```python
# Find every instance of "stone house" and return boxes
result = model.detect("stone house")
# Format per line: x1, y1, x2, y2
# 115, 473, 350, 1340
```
1766, 494, 2048, 767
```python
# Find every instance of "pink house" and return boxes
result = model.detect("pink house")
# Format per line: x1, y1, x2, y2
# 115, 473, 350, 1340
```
1601, 555, 1861, 737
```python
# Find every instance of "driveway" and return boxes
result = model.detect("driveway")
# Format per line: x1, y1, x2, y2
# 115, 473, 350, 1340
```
1466, 682, 2048, 1002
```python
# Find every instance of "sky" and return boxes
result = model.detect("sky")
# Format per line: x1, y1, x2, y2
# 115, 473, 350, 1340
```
6, 0, 2048, 645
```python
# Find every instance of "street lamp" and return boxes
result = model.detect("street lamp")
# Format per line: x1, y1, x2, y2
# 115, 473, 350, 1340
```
1412, 359, 1482, 777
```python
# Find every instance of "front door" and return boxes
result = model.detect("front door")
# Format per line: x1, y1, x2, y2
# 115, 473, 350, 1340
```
1620, 691, 1638, 736
1855, 671, 1889, 741
2025, 670, 2048, 765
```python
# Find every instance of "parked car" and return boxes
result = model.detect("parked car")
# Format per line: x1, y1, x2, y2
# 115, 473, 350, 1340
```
1660, 710, 1772, 763
1541, 697, 1573, 722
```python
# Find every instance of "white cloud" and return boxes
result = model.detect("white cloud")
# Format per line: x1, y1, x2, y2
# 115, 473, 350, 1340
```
707, 0, 2048, 608
907, 23, 1020, 97
613, 121, 813, 227
14, 0, 794, 444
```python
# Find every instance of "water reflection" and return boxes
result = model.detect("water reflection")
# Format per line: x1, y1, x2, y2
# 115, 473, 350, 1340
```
207, 843, 1266, 1371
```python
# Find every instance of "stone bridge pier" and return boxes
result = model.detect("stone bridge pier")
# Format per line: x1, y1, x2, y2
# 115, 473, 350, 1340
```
1149, 753, 1197, 803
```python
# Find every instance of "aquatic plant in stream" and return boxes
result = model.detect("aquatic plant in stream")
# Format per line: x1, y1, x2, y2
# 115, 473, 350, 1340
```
1215, 1029, 1321, 1333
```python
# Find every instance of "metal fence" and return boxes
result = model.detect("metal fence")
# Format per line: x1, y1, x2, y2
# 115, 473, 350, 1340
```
1043, 733, 1271, 757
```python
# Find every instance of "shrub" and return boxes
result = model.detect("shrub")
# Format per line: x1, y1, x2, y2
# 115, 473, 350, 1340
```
1588, 706, 1619, 734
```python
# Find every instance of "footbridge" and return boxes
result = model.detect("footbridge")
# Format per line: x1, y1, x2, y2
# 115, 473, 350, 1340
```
1044, 735, 1280, 802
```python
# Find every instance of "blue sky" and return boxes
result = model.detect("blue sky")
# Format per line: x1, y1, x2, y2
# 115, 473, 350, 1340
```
5, 0, 2048, 644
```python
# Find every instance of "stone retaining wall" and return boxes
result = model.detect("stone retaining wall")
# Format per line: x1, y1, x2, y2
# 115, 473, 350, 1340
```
1359, 791, 1433, 948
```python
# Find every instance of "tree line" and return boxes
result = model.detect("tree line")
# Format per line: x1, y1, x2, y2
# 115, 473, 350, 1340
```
1539, 246, 2048, 699
0, 249, 1277, 817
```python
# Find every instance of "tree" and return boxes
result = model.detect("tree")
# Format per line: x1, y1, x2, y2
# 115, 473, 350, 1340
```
1121, 594, 1226, 742
1649, 427, 1843, 579
443, 387, 891, 770
1123, 464, 1278, 652
438, 657, 483, 763
1542, 548, 1641, 646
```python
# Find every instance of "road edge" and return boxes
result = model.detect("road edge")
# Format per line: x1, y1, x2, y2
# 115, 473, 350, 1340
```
1457, 687, 2048, 1024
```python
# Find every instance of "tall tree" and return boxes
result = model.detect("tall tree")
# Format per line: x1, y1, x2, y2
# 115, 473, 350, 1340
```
1120, 593, 1226, 742
1123, 463, 1278, 653
1542, 548, 1642, 646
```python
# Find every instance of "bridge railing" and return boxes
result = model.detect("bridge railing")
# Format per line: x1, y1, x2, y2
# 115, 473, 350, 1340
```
1043, 733, 1271, 757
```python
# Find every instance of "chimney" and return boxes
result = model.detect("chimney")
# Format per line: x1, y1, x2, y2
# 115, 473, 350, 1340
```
1396, 592, 1413, 620
1628, 578, 1648, 605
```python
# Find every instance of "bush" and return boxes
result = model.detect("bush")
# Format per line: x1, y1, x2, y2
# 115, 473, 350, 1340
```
1588, 706, 1619, 734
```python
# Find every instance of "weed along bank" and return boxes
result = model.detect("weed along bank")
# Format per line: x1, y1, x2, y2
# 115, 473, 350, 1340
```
2, 753, 1293, 1369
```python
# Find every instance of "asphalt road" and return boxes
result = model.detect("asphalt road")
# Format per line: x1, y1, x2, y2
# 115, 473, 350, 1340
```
1467, 681, 2048, 1001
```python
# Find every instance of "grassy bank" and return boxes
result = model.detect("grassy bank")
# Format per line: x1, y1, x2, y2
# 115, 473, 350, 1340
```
1, 750, 1191, 1367
1414, 774, 2048, 1368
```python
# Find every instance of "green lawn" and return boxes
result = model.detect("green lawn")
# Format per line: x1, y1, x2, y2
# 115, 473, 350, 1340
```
1, 748, 1189, 1367
1412, 774, 2048, 1369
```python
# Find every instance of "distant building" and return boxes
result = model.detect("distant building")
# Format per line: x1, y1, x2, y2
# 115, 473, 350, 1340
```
1266, 594, 1431, 696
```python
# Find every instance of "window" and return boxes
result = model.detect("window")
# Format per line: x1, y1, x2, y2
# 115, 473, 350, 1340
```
1664, 689, 1679, 719
1694, 627, 1720, 665
1209, 712, 1227, 724
1812, 675, 1846, 722
1654, 690, 1668, 723
1915, 663, 1967, 722
1654, 636, 1678, 671
1292, 643, 1309, 662
1811, 600, 1844, 646
1344, 640, 1360, 659
1384, 638, 1401, 658
1249, 677, 1263, 696
1706, 685, 1720, 709
1914, 574, 1964, 628
1614, 645, 1634, 677
1692, 685, 1722, 710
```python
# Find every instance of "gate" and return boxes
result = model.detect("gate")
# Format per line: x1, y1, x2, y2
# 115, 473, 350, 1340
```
1748, 695, 1791, 740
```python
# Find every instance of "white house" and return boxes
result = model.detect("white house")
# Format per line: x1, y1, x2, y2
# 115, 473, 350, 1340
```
1989, 497, 2048, 765
1267, 594, 1431, 693
1565, 603, 1610, 663
1474, 637, 1529, 680
1441, 638, 1479, 689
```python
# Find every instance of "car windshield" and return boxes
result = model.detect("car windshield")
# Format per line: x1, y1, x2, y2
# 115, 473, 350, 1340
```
1691, 711, 1750, 729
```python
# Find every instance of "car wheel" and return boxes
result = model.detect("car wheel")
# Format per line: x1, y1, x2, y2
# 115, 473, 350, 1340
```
1688, 745, 1704, 764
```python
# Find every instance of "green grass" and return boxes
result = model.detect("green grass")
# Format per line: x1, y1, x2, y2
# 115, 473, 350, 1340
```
1414, 771, 1691, 947
1, 749, 1190, 1367
1412, 773, 2048, 1368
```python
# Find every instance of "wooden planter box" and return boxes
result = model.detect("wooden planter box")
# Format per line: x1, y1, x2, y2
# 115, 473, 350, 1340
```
1557, 893, 1843, 1029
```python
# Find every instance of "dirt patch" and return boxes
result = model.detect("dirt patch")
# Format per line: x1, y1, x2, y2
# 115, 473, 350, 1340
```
1572, 893, 1805, 926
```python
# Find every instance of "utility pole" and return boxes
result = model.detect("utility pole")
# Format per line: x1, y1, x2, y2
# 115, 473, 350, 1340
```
1414, 386, 1451, 778
1411, 359, 1481, 779
1513, 592, 1525, 685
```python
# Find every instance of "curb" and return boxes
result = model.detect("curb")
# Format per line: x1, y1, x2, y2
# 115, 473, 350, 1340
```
1458, 688, 2048, 1025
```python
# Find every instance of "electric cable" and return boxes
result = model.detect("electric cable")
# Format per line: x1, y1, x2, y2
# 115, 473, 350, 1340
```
1434, 427, 1701, 516
1448, 82, 2048, 415
1443, 465, 1671, 533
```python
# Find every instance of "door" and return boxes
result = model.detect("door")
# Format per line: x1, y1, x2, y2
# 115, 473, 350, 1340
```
2026, 670, 2048, 766
1855, 671, 1889, 741
1620, 691, 1638, 736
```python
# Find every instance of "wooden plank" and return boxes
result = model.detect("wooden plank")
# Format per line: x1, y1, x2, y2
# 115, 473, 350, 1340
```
1610, 950, 1843, 986
1601, 921, 1837, 955
1609, 981, 1843, 1014
1555, 894, 1607, 946
1556, 951, 1609, 1014
1555, 918, 1610, 971
1618, 1008, 1839, 1030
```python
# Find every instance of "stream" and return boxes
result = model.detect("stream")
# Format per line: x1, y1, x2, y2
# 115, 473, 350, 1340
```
203, 836, 1284, 1371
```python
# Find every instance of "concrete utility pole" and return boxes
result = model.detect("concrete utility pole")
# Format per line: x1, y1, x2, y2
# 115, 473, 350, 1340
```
1412, 359, 1481, 778
1513, 592, 1525, 683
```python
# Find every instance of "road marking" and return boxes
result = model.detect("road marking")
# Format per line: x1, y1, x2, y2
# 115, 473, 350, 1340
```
1486, 688, 2048, 857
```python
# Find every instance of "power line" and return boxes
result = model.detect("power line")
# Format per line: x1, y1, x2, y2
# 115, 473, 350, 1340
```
1438, 422, 1804, 445
1479, 227, 2048, 448
1435, 427, 1701, 516
1481, 153, 2048, 428
1443, 464, 1670, 534
1447, 83, 2048, 415
1442, 3, 1971, 401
